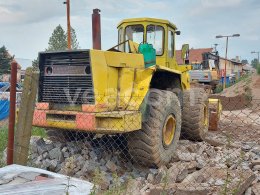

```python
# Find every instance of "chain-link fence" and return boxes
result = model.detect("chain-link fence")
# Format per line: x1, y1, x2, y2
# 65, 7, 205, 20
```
1, 74, 260, 194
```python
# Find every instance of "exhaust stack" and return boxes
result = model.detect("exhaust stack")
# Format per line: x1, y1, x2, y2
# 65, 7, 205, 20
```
92, 9, 101, 50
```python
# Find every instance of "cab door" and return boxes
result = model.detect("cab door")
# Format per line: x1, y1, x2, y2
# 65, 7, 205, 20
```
167, 29, 178, 69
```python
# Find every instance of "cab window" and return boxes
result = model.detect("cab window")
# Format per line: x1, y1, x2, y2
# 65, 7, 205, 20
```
147, 25, 164, 55
125, 25, 144, 43
168, 30, 174, 58
125, 25, 144, 52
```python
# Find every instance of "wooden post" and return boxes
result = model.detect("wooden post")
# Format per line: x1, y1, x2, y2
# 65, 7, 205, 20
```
14, 67, 38, 165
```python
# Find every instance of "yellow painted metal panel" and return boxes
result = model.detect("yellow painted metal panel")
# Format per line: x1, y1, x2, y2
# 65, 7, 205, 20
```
117, 17, 177, 30
156, 65, 182, 75
210, 70, 218, 80
117, 68, 135, 109
104, 51, 144, 68
181, 71, 191, 90
90, 50, 108, 103
106, 66, 118, 110
127, 68, 154, 110
96, 111, 141, 132
46, 120, 76, 130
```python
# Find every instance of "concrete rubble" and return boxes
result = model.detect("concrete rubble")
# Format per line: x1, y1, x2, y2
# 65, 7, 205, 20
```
1, 133, 257, 194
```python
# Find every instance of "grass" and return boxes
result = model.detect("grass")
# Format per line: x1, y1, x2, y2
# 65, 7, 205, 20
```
0, 125, 8, 167
0, 124, 46, 167
257, 64, 260, 75
214, 73, 251, 94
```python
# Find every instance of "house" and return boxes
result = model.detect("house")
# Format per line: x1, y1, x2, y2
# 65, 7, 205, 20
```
242, 64, 254, 73
0, 56, 32, 83
1, 59, 22, 83
219, 57, 243, 78
176, 48, 214, 65
176, 48, 243, 78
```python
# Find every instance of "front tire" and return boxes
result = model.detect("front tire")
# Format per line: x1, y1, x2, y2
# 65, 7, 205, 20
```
127, 89, 182, 167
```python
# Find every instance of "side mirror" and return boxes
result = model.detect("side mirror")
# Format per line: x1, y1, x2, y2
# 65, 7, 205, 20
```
175, 31, 181, 35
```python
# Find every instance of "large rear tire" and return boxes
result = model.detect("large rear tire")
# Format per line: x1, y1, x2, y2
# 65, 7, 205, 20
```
181, 88, 209, 141
127, 89, 182, 167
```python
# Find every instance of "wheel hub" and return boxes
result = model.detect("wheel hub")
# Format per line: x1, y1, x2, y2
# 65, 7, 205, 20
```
162, 115, 176, 147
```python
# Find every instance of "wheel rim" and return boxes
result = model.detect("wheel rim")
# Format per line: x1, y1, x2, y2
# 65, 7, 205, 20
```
162, 115, 176, 147
203, 104, 208, 126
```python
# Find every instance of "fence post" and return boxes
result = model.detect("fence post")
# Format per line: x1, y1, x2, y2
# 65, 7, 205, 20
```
7, 61, 17, 165
14, 67, 38, 165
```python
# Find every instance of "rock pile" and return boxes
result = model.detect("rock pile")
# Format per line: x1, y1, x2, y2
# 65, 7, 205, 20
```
28, 134, 260, 194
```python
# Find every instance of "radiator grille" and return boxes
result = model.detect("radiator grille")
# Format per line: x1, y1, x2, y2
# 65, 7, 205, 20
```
38, 50, 94, 104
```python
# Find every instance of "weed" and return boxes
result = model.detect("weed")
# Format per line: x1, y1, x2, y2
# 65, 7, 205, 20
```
90, 168, 103, 195
104, 173, 126, 195
161, 170, 169, 195
61, 176, 76, 195
0, 125, 46, 167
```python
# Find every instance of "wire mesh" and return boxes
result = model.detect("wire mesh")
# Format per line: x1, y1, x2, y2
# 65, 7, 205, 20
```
0, 74, 259, 194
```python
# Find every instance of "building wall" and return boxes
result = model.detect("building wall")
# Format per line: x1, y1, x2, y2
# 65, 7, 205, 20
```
219, 58, 242, 77
0, 68, 21, 82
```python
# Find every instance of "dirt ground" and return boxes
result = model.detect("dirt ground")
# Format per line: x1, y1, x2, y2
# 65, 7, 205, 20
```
212, 73, 260, 144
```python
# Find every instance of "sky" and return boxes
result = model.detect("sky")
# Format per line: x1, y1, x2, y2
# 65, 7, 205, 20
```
0, 0, 260, 68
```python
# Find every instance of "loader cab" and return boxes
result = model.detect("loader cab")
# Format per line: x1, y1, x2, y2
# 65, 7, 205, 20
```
117, 18, 181, 69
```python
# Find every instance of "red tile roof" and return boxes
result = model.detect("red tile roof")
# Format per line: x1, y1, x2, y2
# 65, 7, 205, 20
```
176, 48, 213, 65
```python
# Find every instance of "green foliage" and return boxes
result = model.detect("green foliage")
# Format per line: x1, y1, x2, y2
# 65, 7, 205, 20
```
251, 58, 258, 69
47, 25, 79, 52
47, 25, 67, 51
34, 25, 80, 69
241, 59, 248, 64
0, 125, 8, 167
0, 125, 46, 168
257, 63, 260, 75
68, 27, 79, 50
0, 45, 14, 75
32, 58, 39, 70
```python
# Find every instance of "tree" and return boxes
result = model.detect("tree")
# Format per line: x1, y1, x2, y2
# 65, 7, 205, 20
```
241, 59, 248, 64
251, 58, 258, 69
32, 58, 39, 69
47, 25, 67, 51
47, 25, 79, 51
68, 27, 79, 49
0, 46, 14, 75
33, 25, 79, 69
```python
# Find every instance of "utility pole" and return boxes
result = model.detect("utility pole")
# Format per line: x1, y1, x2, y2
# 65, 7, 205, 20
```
64, 0, 71, 50
213, 43, 219, 53
251, 51, 260, 64
216, 34, 240, 89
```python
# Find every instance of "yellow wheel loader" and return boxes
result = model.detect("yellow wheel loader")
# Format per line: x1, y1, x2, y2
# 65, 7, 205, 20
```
33, 15, 212, 167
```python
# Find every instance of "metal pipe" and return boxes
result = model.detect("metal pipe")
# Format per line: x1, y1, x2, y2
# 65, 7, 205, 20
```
7, 61, 17, 165
216, 34, 240, 89
67, 0, 71, 49
92, 9, 101, 50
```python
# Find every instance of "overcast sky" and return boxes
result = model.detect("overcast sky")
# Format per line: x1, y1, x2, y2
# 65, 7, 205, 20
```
1, 0, 260, 67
